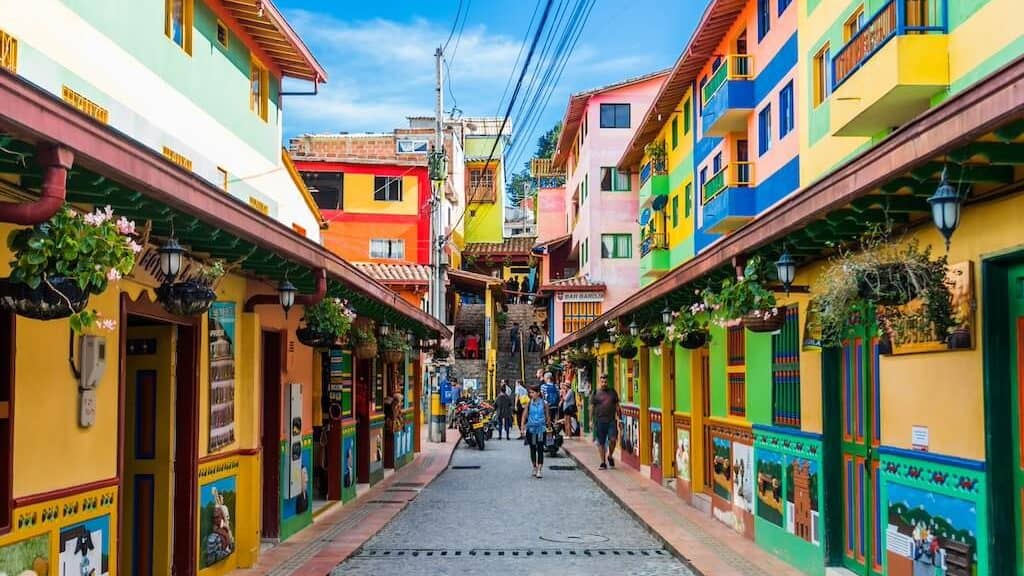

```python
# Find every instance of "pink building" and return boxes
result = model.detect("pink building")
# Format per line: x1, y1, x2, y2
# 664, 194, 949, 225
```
539, 71, 668, 344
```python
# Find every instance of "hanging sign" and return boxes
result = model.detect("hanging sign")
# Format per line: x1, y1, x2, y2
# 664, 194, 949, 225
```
209, 301, 236, 452
557, 291, 604, 302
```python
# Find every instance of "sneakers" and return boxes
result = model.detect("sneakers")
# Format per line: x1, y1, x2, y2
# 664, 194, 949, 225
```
599, 462, 608, 470
608, 456, 615, 468
536, 469, 543, 479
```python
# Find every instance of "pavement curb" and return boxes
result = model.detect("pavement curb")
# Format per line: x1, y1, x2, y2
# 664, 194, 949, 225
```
561, 442, 705, 576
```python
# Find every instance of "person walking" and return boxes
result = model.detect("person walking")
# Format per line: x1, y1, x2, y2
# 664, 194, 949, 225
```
510, 322, 522, 354
495, 386, 513, 440
527, 322, 539, 352
448, 380, 463, 429
541, 372, 560, 412
509, 276, 520, 304
590, 374, 620, 469
524, 386, 550, 478
560, 382, 578, 437
514, 379, 528, 438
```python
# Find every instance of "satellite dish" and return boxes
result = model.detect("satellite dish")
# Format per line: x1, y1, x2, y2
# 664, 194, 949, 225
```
652, 195, 669, 211
639, 208, 651, 227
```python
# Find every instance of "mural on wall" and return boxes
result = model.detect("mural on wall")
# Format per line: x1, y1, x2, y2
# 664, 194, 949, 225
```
0, 533, 49, 576
756, 450, 785, 528
59, 514, 110, 576
675, 428, 690, 481
619, 413, 639, 459
282, 442, 312, 520
891, 261, 975, 354
733, 443, 753, 514
369, 427, 384, 477
199, 476, 237, 568
885, 483, 977, 576
712, 436, 732, 500
342, 434, 355, 490
208, 301, 236, 452
650, 420, 662, 469
786, 458, 820, 545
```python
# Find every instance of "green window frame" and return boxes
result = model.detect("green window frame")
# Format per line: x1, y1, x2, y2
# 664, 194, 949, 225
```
771, 305, 801, 427
671, 195, 679, 228
600, 234, 632, 259
684, 182, 692, 217
671, 117, 679, 150
683, 98, 691, 134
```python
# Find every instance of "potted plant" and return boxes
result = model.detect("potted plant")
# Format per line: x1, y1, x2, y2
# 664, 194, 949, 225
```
2, 205, 139, 329
615, 332, 638, 359
567, 346, 596, 364
496, 310, 508, 328
639, 324, 665, 347
644, 141, 668, 175
667, 301, 712, 349
297, 297, 355, 348
379, 330, 410, 364
812, 227, 954, 348
156, 259, 224, 316
351, 327, 377, 360
703, 256, 782, 333
432, 342, 451, 361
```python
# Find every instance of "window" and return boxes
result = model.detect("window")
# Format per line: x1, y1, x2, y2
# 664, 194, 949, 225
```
581, 239, 588, 266
779, 81, 794, 138
217, 167, 229, 191
563, 301, 602, 334
757, 0, 771, 41
683, 98, 691, 134
165, 0, 193, 54
250, 58, 269, 121
600, 167, 631, 191
727, 324, 746, 416
599, 103, 630, 128
712, 153, 722, 174
771, 305, 801, 427
468, 169, 496, 202
373, 176, 403, 202
301, 171, 343, 210
758, 105, 772, 156
583, 175, 589, 200
813, 43, 832, 106
370, 239, 405, 260
844, 7, 866, 42
684, 182, 692, 217
600, 234, 632, 259
216, 19, 229, 49
671, 117, 679, 150
778, 0, 792, 14
699, 167, 707, 188
671, 195, 679, 227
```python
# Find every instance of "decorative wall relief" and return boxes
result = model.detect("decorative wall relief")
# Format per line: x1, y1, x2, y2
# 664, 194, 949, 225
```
208, 301, 236, 452
58, 514, 110, 576
756, 449, 785, 528
785, 458, 819, 545
0, 533, 50, 576
199, 476, 236, 568
675, 427, 691, 482
885, 483, 976, 576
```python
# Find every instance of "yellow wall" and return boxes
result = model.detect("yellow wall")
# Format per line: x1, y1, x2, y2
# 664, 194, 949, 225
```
341, 173, 419, 216
464, 161, 504, 244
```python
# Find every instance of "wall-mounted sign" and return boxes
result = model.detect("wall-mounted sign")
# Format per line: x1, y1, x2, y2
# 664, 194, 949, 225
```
556, 291, 604, 302
911, 425, 929, 452
396, 137, 430, 154
208, 302, 236, 453
891, 261, 975, 355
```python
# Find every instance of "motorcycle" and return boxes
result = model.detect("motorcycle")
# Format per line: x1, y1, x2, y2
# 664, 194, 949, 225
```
545, 418, 565, 456
453, 400, 487, 451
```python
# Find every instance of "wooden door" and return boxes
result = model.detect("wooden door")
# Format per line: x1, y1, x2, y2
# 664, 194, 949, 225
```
1010, 263, 1024, 575
260, 330, 283, 539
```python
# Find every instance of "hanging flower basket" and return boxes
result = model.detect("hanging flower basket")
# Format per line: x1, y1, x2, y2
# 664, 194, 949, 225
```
616, 344, 638, 359
355, 341, 377, 360
640, 334, 664, 347
679, 331, 708, 350
382, 349, 405, 364
743, 311, 785, 333
156, 280, 216, 317
432, 346, 450, 361
0, 276, 89, 321
856, 263, 920, 306
295, 326, 337, 348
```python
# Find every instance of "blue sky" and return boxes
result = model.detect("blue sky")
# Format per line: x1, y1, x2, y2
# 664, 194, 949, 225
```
277, 0, 707, 169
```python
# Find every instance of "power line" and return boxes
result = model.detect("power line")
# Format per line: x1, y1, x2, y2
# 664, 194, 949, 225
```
494, 0, 543, 121
442, 0, 465, 52
445, 0, 557, 244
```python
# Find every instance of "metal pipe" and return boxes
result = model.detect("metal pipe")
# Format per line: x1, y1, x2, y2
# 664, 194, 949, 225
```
0, 143, 73, 224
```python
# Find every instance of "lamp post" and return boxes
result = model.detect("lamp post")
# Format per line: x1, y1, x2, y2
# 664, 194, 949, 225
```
928, 167, 962, 250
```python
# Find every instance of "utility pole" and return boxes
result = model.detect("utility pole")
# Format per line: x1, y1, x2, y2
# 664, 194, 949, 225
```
428, 46, 447, 443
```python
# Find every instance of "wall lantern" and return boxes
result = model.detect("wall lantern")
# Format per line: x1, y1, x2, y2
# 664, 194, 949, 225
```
928, 167, 962, 250
661, 302, 673, 325
628, 318, 639, 338
278, 280, 297, 317
379, 320, 391, 337
775, 250, 797, 295
158, 237, 185, 283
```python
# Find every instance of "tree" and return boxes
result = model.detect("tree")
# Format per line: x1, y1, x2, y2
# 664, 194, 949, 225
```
506, 122, 564, 207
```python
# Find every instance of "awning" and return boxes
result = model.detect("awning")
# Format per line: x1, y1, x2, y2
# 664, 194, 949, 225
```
0, 70, 447, 338
532, 234, 571, 254
352, 263, 431, 286
540, 276, 605, 293
463, 237, 537, 257
448, 268, 502, 289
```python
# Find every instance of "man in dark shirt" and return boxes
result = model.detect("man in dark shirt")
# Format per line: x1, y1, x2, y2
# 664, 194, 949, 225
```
510, 322, 521, 354
494, 387, 514, 440
590, 374, 620, 470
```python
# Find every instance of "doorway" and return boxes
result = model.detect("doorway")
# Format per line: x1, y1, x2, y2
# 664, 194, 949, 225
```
355, 358, 372, 484
120, 306, 199, 576
260, 330, 283, 540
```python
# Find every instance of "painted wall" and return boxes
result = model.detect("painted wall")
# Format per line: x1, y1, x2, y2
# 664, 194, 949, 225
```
0, 0, 323, 240
536, 186, 567, 243
464, 135, 506, 244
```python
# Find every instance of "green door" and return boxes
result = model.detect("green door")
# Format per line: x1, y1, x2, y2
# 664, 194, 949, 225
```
838, 310, 883, 575
1009, 263, 1024, 575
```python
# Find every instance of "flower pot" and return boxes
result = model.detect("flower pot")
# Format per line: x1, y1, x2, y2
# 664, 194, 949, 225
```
617, 344, 638, 359
640, 335, 664, 347
743, 312, 785, 333
156, 280, 216, 317
856, 264, 919, 306
382, 349, 405, 364
947, 328, 971, 350
679, 331, 708, 350
432, 349, 450, 361
0, 276, 89, 320
355, 341, 377, 360
296, 326, 337, 348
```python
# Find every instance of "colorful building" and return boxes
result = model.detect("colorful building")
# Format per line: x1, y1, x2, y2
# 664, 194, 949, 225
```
539, 71, 668, 346
0, 2, 447, 576
549, 1, 1024, 575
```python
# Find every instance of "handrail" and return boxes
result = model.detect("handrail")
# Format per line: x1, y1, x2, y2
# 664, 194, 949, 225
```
702, 167, 727, 203
702, 54, 754, 105
640, 232, 668, 256
640, 161, 652, 185
702, 162, 755, 204
832, 0, 947, 91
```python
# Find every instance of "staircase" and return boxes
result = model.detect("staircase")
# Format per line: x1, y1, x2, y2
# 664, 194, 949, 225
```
452, 303, 487, 392
496, 304, 545, 386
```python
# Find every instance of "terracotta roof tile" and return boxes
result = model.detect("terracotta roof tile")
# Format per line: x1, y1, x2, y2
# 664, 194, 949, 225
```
352, 262, 431, 284
540, 275, 606, 292
463, 237, 537, 256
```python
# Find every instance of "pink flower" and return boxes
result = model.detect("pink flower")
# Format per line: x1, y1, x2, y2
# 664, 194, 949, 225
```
107, 268, 122, 282
116, 216, 136, 235
99, 319, 117, 331
126, 238, 143, 254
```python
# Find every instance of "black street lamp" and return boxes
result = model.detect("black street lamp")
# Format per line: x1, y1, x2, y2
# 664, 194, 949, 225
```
158, 237, 185, 283
928, 167, 962, 250
775, 250, 797, 295
278, 280, 297, 317
628, 319, 639, 338
661, 302, 673, 325
379, 320, 391, 337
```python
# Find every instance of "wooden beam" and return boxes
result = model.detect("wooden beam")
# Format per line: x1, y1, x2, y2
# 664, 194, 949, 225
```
948, 141, 1024, 164
911, 162, 1015, 183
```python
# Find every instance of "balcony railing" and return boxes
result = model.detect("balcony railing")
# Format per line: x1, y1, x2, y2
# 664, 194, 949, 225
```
832, 0, 947, 90
701, 162, 754, 203
640, 232, 667, 257
702, 54, 754, 105
640, 161, 652, 185
503, 222, 538, 237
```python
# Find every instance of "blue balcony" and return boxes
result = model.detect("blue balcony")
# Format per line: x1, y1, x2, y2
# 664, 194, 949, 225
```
700, 163, 756, 234
701, 55, 755, 137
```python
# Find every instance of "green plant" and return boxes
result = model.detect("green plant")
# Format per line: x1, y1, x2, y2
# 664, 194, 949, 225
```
379, 330, 411, 352
193, 259, 226, 287
496, 310, 508, 328
640, 324, 665, 342
702, 256, 777, 325
350, 327, 377, 347
666, 301, 713, 343
614, 332, 636, 350
7, 205, 139, 331
302, 298, 356, 338
567, 346, 595, 363
812, 226, 954, 347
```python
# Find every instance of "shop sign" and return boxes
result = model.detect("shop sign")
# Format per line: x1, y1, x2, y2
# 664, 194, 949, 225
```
890, 261, 975, 355
131, 243, 211, 289
911, 425, 929, 452
557, 291, 603, 302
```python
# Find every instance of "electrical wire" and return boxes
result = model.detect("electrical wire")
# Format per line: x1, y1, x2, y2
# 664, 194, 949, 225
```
442, 0, 465, 52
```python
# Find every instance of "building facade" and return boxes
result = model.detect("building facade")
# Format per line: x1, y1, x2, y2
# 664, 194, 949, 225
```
0, 2, 447, 576
550, 1, 1024, 575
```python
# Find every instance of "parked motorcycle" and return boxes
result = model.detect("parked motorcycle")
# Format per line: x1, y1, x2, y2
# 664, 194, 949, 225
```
453, 400, 487, 450
545, 418, 565, 456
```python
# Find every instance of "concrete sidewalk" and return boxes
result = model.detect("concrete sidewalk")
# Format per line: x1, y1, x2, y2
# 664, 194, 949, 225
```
563, 437, 806, 576
231, 427, 460, 576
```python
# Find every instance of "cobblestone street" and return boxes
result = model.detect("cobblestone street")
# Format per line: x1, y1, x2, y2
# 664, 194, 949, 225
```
332, 436, 696, 576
